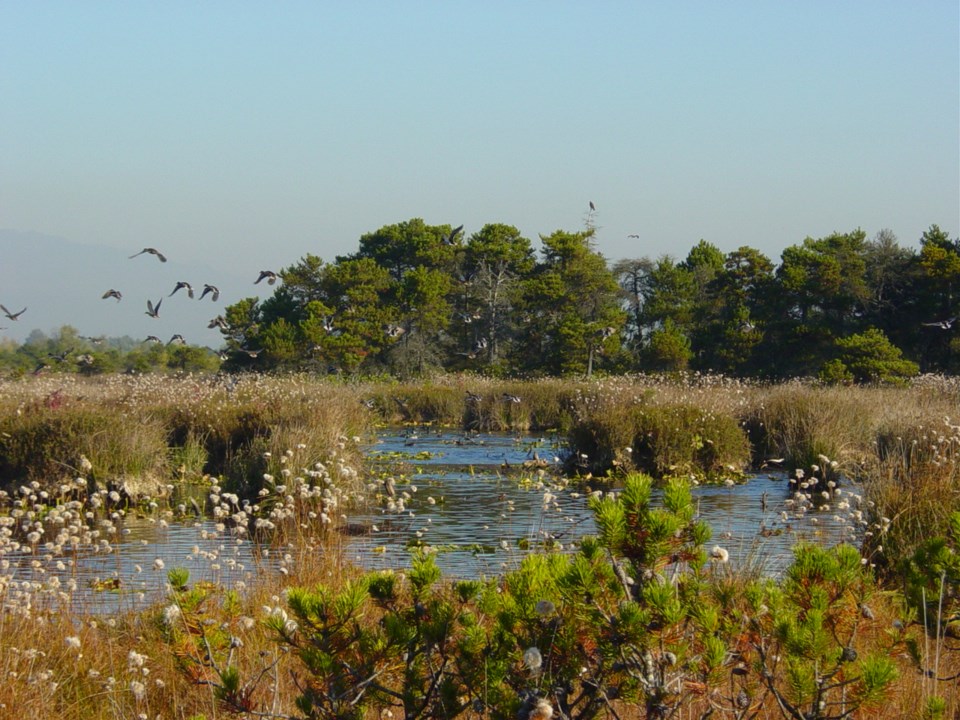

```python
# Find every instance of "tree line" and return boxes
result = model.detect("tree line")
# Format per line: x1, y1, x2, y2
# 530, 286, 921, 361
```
217, 219, 958, 381
2, 220, 956, 381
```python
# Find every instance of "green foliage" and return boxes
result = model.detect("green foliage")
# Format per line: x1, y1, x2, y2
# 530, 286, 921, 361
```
635, 404, 750, 481
167, 567, 190, 592
513, 228, 625, 376
825, 328, 919, 385
271, 467, 733, 719
646, 319, 692, 371
900, 511, 960, 638
753, 543, 901, 719
923, 695, 948, 720
567, 393, 750, 481
818, 357, 854, 385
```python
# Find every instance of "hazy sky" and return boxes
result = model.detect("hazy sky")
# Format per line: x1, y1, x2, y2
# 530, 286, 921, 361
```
1, 2, 958, 343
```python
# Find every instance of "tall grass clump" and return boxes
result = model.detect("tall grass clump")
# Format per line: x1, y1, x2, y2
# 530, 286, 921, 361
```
745, 382, 877, 470
0, 374, 371, 501
863, 416, 960, 574
361, 376, 582, 431
0, 389, 169, 495
567, 387, 751, 481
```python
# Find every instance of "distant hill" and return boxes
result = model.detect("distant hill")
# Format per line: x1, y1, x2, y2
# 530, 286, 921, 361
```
0, 229, 250, 346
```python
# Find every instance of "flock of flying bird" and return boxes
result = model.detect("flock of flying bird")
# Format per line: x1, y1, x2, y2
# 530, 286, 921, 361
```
118, 248, 280, 355
0, 246, 282, 369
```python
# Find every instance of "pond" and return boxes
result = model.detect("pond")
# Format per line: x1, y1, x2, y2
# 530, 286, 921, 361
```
1, 429, 862, 614
344, 429, 860, 578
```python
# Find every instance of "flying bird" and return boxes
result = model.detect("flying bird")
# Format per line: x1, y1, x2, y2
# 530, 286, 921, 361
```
129, 247, 167, 262
168, 334, 186, 345
237, 348, 262, 358
502, 393, 522, 404
627, 234, 640, 238
208, 315, 229, 330
255, 270, 278, 285
1, 305, 27, 321
199, 284, 220, 301
145, 298, 162, 318
144, 335, 163, 344
101, 289, 122, 302
169, 281, 195, 299
922, 317, 956, 330
441, 224, 464, 245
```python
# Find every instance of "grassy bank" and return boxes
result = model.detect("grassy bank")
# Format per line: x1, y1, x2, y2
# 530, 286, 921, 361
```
0, 373, 371, 499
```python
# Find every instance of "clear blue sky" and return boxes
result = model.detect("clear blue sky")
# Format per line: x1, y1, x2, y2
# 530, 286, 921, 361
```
1, 2, 958, 342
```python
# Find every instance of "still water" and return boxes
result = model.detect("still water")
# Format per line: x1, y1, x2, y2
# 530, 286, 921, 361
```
4, 430, 858, 613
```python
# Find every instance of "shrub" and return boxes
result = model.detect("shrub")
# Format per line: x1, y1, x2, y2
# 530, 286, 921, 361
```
826, 328, 919, 385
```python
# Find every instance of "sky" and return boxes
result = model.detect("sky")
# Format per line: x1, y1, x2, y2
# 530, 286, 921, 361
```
1, 2, 958, 344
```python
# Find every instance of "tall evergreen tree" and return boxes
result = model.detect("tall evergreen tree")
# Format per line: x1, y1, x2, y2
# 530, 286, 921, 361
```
514, 229, 624, 376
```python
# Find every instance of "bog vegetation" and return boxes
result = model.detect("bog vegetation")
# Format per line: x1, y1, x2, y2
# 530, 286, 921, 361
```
0, 373, 957, 718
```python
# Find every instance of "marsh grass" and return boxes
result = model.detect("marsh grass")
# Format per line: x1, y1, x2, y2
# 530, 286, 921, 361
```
745, 382, 876, 470
560, 376, 755, 479
0, 374, 370, 501
0, 540, 357, 720
0, 401, 170, 495
0, 372, 959, 718
864, 415, 960, 573
364, 376, 581, 431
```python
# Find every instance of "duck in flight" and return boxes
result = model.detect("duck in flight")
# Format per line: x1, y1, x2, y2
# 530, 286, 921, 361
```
1, 305, 27, 321
208, 315, 229, 330
922, 317, 956, 330
441, 224, 464, 245
255, 270, 278, 285
199, 284, 220, 301
129, 247, 167, 262
101, 289, 122, 302
170, 281, 195, 299
145, 298, 162, 318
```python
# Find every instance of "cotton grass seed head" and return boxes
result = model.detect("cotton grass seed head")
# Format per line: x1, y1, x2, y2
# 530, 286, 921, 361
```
523, 646, 543, 673
709, 545, 730, 563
